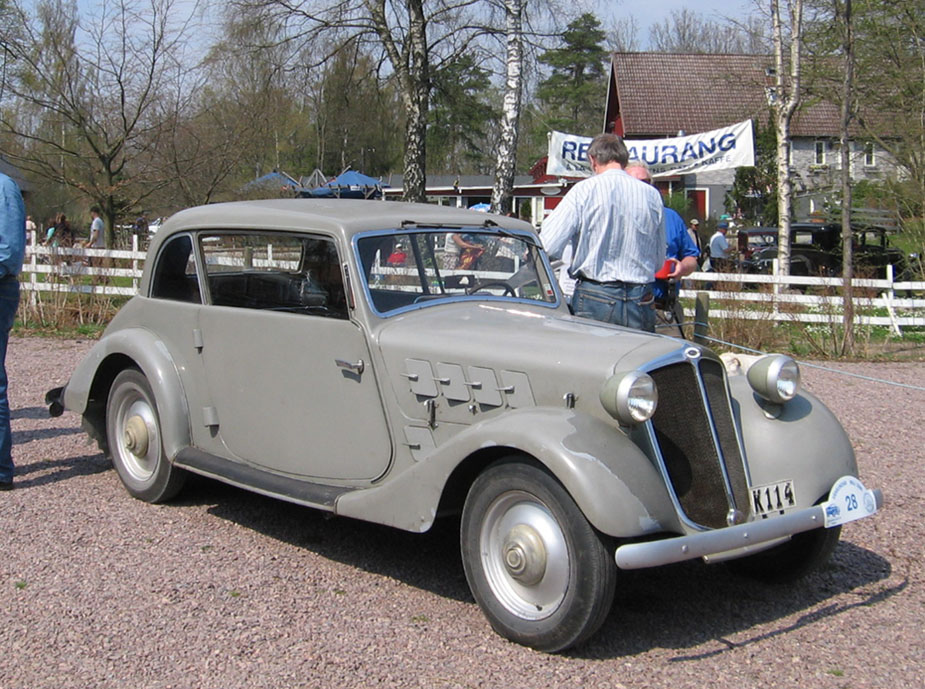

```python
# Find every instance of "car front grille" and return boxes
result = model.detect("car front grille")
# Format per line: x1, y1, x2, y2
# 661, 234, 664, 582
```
648, 359, 750, 529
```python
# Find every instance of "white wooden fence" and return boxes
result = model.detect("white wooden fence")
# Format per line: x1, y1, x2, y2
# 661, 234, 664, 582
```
20, 234, 925, 334
678, 266, 925, 335
22, 233, 146, 299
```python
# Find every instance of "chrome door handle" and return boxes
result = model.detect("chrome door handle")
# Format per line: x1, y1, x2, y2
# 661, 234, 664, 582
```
335, 358, 365, 375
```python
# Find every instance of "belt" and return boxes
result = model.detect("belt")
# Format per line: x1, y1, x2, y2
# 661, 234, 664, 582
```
576, 275, 644, 287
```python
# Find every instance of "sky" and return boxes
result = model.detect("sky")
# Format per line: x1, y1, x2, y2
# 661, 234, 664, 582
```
589, 0, 759, 48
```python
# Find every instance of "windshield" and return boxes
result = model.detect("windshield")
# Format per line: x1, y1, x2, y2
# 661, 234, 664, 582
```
356, 229, 558, 315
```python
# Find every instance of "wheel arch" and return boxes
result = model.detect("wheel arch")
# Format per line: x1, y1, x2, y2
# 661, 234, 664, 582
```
63, 328, 192, 460
335, 408, 677, 538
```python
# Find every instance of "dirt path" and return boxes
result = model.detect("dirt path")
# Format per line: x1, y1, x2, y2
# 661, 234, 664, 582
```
1, 337, 922, 688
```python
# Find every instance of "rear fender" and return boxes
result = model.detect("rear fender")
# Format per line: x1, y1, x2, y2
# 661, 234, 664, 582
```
63, 328, 191, 460
335, 407, 677, 536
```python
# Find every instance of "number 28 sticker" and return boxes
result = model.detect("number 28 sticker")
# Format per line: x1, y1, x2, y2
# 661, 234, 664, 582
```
822, 476, 878, 528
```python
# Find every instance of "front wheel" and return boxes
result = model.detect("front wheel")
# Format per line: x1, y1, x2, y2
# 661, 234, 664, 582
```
106, 368, 186, 503
461, 459, 616, 652
726, 525, 841, 583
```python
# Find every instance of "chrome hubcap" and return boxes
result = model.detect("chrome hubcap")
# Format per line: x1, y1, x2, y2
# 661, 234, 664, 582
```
480, 491, 569, 620
502, 524, 547, 586
123, 415, 149, 457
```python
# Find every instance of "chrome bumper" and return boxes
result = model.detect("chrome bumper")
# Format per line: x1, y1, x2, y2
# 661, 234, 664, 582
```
615, 489, 884, 570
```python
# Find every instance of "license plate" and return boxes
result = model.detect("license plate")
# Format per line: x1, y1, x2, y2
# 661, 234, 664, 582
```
751, 480, 796, 516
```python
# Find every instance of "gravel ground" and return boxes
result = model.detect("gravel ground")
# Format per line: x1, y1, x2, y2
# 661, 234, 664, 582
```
1, 336, 923, 689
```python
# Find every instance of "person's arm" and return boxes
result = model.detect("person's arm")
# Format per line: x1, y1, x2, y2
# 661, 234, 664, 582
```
668, 220, 700, 278
540, 194, 579, 260
669, 256, 699, 278
452, 233, 481, 250
0, 176, 26, 277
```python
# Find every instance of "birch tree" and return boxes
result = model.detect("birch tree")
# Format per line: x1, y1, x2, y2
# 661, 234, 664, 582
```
247, 1, 486, 203
769, 0, 805, 277
490, 0, 523, 214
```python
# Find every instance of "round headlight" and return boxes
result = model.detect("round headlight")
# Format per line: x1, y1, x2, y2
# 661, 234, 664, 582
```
600, 371, 658, 425
746, 354, 801, 404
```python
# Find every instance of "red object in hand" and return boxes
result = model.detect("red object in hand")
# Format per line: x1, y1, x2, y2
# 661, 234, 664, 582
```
654, 259, 674, 280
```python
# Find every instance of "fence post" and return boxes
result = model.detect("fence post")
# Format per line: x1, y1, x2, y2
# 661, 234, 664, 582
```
882, 264, 901, 336
694, 291, 709, 345
28, 230, 38, 306
132, 234, 139, 292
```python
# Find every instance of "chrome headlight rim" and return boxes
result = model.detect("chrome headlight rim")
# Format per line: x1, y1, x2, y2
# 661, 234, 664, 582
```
746, 354, 801, 404
600, 370, 659, 425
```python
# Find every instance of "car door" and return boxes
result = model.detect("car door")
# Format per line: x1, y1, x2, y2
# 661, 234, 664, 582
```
196, 231, 391, 482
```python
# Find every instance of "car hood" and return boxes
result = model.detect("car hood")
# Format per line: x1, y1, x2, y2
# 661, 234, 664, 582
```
374, 302, 689, 392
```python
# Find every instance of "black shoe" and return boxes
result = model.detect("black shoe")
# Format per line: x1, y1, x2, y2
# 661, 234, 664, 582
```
0, 480, 13, 491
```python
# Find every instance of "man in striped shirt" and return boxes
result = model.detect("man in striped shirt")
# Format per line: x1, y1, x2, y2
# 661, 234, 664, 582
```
541, 134, 666, 332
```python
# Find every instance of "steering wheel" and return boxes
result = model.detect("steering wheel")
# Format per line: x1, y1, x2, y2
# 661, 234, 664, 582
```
467, 281, 516, 297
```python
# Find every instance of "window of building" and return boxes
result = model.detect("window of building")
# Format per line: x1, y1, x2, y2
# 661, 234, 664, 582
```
864, 142, 876, 167
814, 140, 826, 166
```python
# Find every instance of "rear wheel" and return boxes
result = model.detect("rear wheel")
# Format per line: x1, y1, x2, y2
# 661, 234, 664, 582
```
461, 459, 616, 652
106, 369, 186, 503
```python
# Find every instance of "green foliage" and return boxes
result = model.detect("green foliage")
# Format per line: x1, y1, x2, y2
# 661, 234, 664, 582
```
664, 192, 692, 218
427, 53, 499, 174
536, 13, 609, 135
726, 117, 778, 225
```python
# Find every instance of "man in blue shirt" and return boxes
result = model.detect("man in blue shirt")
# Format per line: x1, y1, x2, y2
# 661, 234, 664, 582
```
0, 172, 26, 490
625, 163, 699, 301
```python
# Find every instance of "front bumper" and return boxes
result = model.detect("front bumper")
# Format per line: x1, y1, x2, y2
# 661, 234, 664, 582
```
615, 488, 883, 570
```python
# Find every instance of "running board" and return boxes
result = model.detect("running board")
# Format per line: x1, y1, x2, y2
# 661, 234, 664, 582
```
174, 448, 355, 510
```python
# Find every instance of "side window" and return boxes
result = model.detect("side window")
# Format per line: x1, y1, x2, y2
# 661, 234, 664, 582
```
199, 232, 347, 319
150, 235, 201, 303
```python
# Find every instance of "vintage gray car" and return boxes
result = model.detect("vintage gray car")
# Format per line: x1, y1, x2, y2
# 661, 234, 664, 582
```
47, 199, 881, 652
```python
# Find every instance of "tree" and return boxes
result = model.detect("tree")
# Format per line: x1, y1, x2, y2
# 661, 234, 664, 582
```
726, 116, 778, 225
769, 0, 806, 277
535, 12, 608, 136
428, 52, 497, 174
850, 0, 924, 218
834, 0, 856, 354
248, 1, 488, 203
490, 0, 523, 214
649, 8, 769, 54
0, 0, 200, 245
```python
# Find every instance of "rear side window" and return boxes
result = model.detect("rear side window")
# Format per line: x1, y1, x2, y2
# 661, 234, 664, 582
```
150, 235, 201, 303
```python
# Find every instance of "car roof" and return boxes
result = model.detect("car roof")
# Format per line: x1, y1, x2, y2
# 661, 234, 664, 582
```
150, 199, 534, 251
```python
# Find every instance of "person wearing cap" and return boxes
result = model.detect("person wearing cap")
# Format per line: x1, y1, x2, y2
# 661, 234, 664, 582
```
541, 134, 665, 332
687, 218, 702, 254
708, 223, 732, 272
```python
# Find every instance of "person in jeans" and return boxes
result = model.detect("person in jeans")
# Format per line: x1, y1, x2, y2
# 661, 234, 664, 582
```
0, 172, 26, 489
541, 134, 665, 332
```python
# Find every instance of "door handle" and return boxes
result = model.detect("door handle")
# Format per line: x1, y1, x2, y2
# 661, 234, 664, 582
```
335, 358, 365, 375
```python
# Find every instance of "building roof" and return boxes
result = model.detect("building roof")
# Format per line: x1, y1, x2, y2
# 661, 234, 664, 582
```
607, 52, 845, 138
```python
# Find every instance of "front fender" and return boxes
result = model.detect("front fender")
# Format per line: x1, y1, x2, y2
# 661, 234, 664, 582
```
335, 407, 677, 537
62, 327, 191, 461
729, 374, 858, 505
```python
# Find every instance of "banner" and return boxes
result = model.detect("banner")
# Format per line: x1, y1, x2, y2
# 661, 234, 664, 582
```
546, 120, 755, 178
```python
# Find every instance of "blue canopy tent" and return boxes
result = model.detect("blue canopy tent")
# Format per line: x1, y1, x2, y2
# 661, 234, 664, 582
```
244, 170, 304, 194
307, 170, 387, 199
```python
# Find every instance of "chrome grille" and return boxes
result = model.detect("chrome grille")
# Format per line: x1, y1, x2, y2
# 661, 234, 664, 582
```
648, 361, 748, 529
